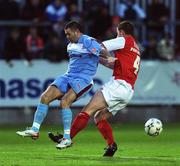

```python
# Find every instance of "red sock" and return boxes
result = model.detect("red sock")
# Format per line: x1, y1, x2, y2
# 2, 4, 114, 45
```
70, 112, 90, 139
96, 120, 114, 145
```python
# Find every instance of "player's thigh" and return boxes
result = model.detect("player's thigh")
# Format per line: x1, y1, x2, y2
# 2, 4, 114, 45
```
69, 77, 93, 99
51, 75, 70, 94
82, 90, 108, 116
41, 85, 64, 103
60, 88, 77, 107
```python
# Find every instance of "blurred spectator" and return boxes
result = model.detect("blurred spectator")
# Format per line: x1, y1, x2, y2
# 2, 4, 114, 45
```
21, 0, 45, 22
0, 0, 20, 20
44, 34, 67, 62
83, 0, 105, 13
0, 0, 20, 57
116, 0, 146, 21
106, 16, 121, 39
0, 28, 8, 59
3, 28, 26, 67
14, 0, 26, 8
45, 0, 67, 22
147, 0, 170, 38
52, 21, 67, 45
51, 3, 81, 42
176, 46, 180, 61
88, 5, 112, 40
64, 0, 78, 7
147, 0, 170, 23
39, 0, 52, 8
65, 3, 82, 22
25, 26, 44, 62
82, 0, 106, 33
157, 33, 175, 61
142, 35, 158, 59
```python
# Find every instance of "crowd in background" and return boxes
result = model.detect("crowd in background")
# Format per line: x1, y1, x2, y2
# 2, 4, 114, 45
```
0, 0, 179, 67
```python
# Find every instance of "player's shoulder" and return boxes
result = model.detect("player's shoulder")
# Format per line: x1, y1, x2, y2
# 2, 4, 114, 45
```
124, 35, 135, 42
124, 35, 137, 47
81, 35, 97, 48
67, 42, 71, 48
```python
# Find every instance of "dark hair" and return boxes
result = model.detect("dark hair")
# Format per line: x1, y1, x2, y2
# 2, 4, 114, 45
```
118, 21, 134, 37
64, 20, 83, 32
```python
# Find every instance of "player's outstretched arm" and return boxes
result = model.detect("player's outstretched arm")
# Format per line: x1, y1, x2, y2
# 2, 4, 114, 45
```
99, 56, 116, 69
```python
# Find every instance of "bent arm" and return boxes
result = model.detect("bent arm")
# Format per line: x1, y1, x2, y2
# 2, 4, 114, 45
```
99, 56, 114, 69
99, 37, 126, 69
99, 43, 118, 69
102, 37, 125, 52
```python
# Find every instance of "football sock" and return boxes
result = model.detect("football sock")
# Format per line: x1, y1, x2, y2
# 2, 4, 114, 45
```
31, 103, 48, 132
96, 120, 114, 145
70, 112, 90, 139
62, 108, 72, 140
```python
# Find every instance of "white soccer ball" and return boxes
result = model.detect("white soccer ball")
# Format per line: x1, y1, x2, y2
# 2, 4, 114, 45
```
144, 118, 163, 136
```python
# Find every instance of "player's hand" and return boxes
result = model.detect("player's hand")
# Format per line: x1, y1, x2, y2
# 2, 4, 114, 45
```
107, 57, 117, 64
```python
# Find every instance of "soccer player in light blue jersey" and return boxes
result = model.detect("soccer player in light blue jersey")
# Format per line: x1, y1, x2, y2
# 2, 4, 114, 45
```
16, 20, 110, 149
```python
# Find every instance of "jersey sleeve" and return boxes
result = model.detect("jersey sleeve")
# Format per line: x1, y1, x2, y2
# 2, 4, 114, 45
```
83, 37, 102, 56
102, 37, 125, 52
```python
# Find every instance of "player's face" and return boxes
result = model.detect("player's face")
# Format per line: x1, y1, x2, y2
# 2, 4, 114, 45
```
117, 28, 125, 37
64, 28, 79, 43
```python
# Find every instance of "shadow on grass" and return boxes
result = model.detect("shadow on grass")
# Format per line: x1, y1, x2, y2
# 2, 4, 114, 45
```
31, 154, 177, 164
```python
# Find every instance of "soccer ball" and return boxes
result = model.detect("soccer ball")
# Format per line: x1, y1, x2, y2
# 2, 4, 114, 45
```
144, 118, 163, 136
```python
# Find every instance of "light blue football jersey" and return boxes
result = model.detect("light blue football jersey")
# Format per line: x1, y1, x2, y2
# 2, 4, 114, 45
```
65, 34, 102, 82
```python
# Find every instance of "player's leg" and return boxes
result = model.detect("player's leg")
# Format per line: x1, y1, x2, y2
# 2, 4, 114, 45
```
31, 85, 64, 133
94, 109, 114, 146
93, 78, 134, 156
48, 88, 76, 144
70, 90, 108, 139
56, 88, 77, 149
16, 85, 64, 138
19, 75, 70, 138
61, 88, 77, 139
56, 80, 93, 149
94, 109, 117, 157
48, 88, 107, 143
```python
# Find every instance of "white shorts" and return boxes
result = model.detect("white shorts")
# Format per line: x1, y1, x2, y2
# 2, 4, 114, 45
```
101, 77, 134, 115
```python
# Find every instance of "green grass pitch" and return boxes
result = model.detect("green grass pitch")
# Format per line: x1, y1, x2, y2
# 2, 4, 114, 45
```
0, 123, 180, 166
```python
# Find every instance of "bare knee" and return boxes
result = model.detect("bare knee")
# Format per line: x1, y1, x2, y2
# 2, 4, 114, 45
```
94, 111, 103, 124
40, 93, 51, 104
94, 109, 112, 124
60, 98, 72, 108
